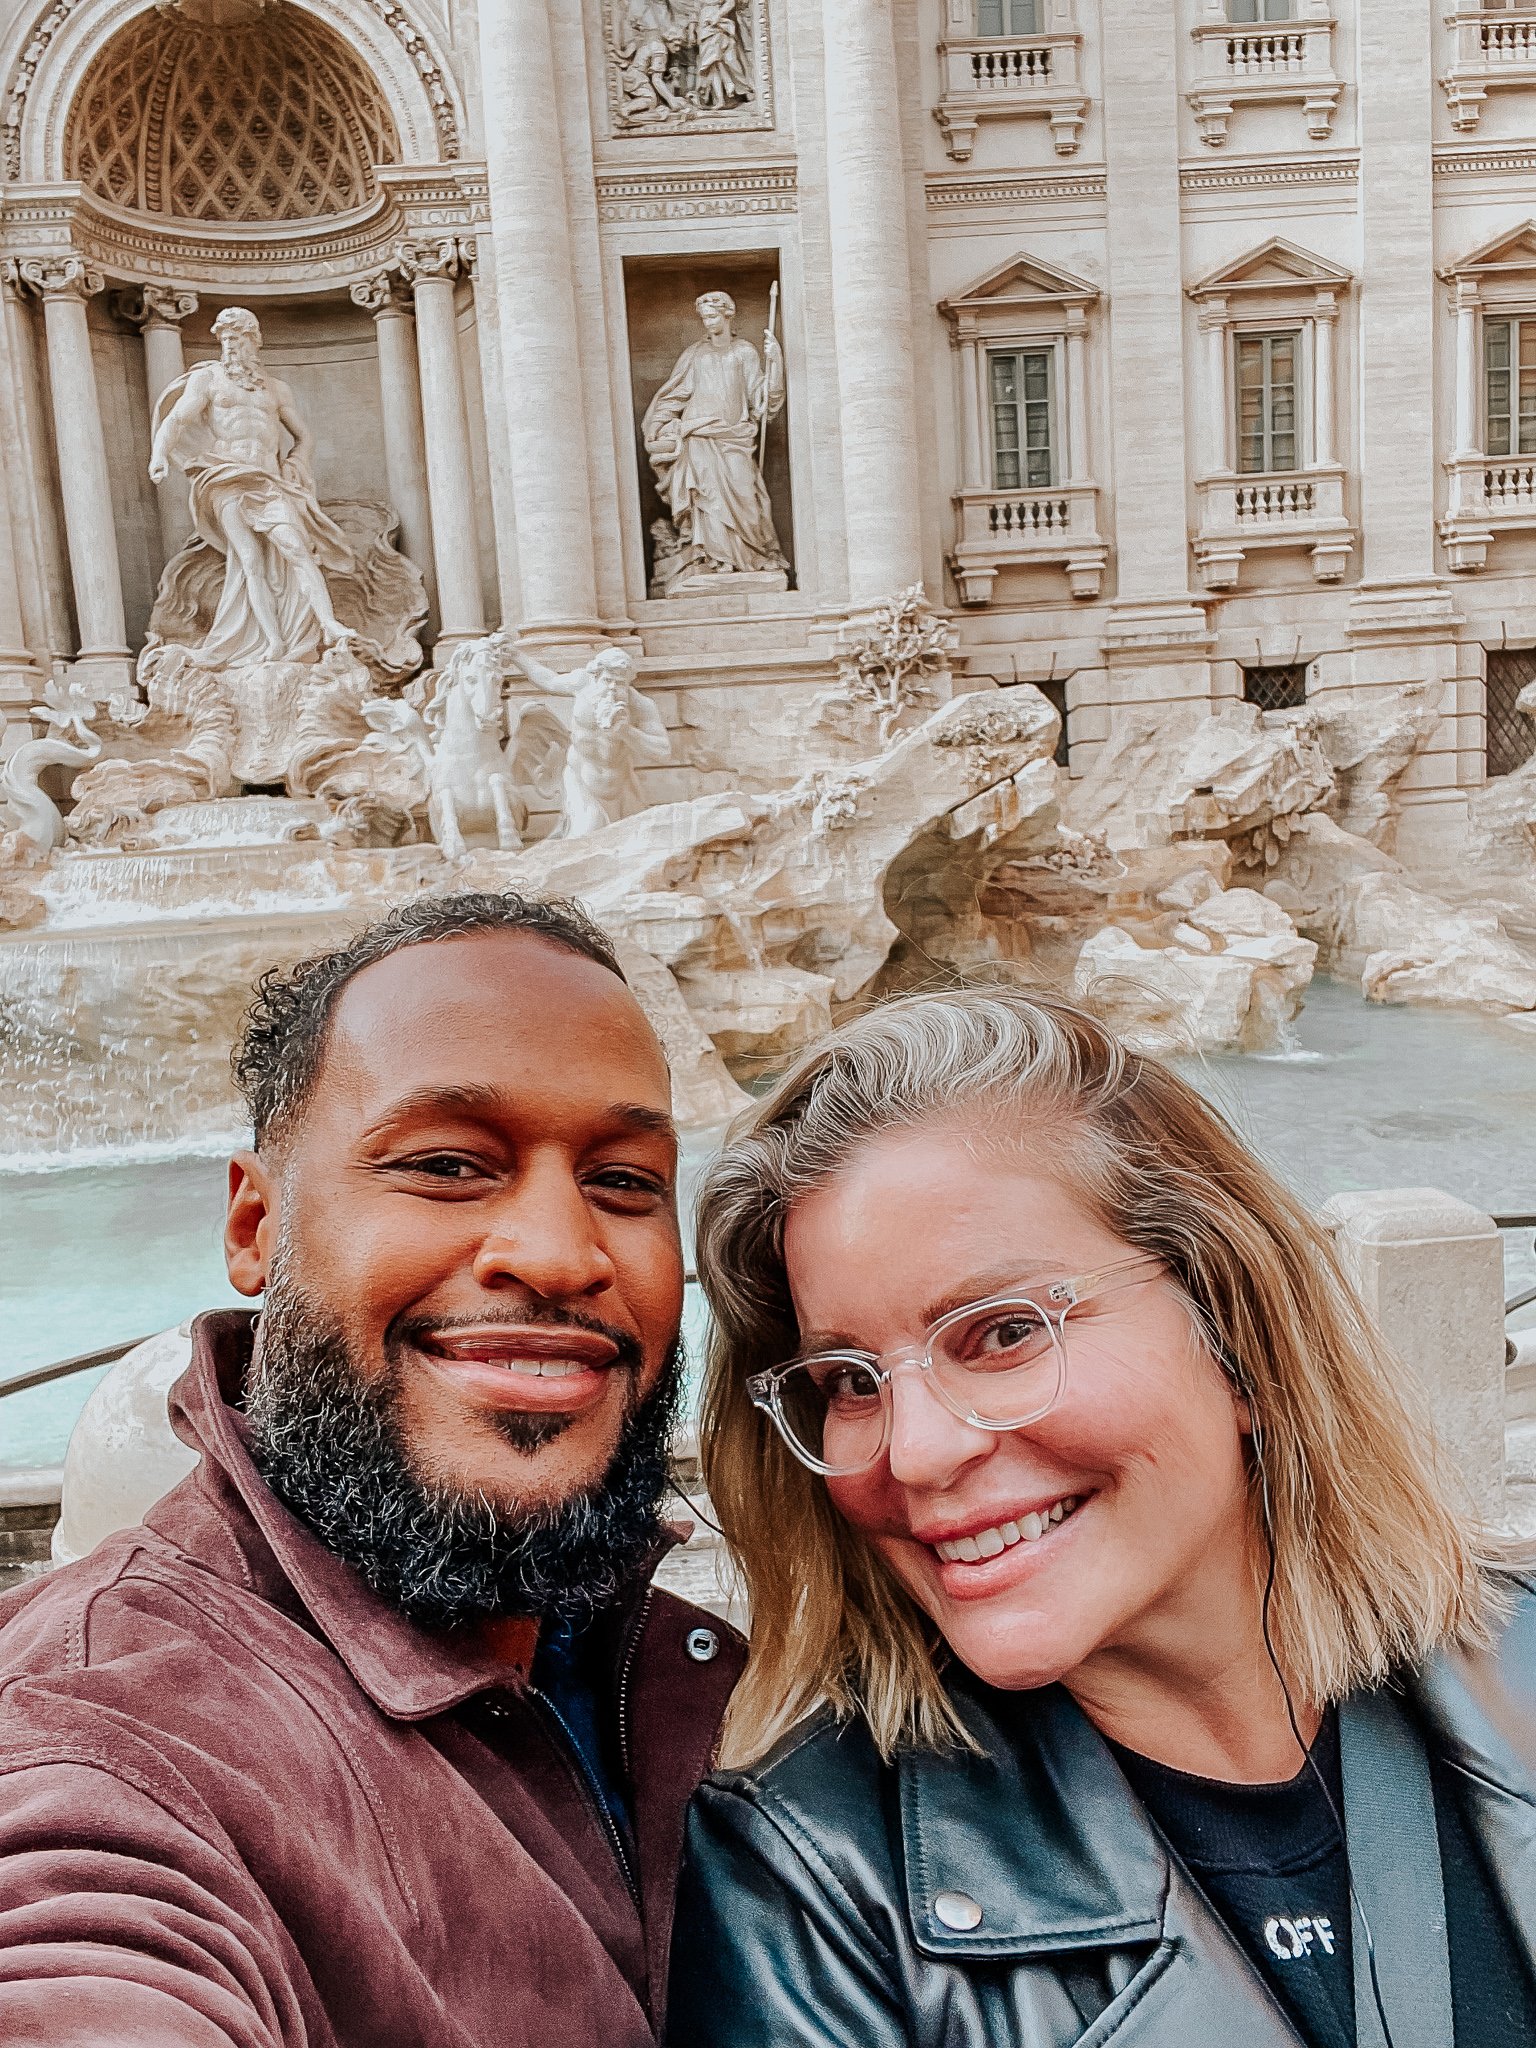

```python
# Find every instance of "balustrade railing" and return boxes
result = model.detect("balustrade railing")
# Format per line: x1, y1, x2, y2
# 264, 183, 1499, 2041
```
951, 479, 1106, 602
1235, 476, 1316, 523
965, 38, 1053, 87
1484, 461, 1536, 507
1224, 29, 1305, 74
1481, 13, 1536, 61
987, 490, 1072, 537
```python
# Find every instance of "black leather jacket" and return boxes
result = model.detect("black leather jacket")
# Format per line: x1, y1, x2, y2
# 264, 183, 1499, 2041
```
667, 1585, 1536, 2047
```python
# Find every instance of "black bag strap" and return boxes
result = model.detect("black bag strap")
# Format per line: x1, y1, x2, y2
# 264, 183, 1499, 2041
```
1338, 1691, 1454, 2048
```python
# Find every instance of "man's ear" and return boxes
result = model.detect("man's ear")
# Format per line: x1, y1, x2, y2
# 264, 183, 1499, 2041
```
226, 1149, 278, 1298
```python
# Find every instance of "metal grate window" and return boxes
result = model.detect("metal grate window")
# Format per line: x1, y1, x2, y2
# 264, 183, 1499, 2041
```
1486, 647, 1536, 777
1242, 663, 1308, 711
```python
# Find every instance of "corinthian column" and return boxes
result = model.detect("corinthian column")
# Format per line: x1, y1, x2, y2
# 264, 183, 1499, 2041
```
350, 271, 435, 613
820, 0, 924, 607
20, 255, 129, 691
477, 0, 600, 643
396, 238, 484, 651
118, 285, 198, 561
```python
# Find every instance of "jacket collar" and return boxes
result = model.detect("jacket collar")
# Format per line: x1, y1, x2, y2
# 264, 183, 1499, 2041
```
1407, 1577, 1536, 1956
900, 1680, 1167, 1958
159, 1309, 542, 1721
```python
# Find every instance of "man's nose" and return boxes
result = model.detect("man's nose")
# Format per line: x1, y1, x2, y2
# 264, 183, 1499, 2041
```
470, 1160, 616, 1300
884, 1360, 995, 1490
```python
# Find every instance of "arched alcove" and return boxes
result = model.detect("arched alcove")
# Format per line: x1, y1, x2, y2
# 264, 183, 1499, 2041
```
67, 1, 399, 223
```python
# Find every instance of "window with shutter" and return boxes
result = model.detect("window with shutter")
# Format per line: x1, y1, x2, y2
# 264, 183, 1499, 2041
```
1235, 331, 1300, 474
989, 348, 1055, 490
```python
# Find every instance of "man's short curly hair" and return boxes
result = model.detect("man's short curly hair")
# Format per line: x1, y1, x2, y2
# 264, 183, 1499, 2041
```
232, 891, 626, 1148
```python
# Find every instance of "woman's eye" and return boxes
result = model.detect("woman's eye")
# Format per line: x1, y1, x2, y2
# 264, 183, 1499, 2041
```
973, 1312, 1044, 1355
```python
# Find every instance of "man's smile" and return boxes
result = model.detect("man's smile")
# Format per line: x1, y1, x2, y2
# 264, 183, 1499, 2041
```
413, 1323, 627, 1413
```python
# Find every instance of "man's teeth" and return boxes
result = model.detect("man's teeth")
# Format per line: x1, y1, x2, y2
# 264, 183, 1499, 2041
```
934, 1498, 1079, 1564
471, 1356, 591, 1378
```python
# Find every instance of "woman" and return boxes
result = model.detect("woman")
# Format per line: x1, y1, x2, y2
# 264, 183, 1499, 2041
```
668, 989, 1536, 2048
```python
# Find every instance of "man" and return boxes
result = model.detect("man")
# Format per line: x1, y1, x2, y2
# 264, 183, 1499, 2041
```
641, 291, 787, 588
0, 891, 743, 2045
149, 305, 356, 664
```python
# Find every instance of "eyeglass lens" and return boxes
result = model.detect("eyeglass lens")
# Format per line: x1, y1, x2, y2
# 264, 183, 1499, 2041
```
778, 1298, 1064, 1473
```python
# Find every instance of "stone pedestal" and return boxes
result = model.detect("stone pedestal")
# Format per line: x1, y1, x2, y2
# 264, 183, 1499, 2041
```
1321, 1186, 1506, 1522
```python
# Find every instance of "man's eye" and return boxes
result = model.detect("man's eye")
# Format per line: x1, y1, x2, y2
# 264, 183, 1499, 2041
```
589, 1168, 667, 1199
394, 1155, 484, 1181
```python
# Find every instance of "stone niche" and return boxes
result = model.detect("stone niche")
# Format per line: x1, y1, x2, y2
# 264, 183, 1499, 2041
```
622, 251, 794, 596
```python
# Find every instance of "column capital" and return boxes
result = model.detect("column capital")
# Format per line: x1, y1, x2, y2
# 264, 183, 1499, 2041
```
350, 271, 413, 317
395, 236, 465, 285
13, 255, 104, 303
1451, 276, 1482, 315
109, 284, 199, 331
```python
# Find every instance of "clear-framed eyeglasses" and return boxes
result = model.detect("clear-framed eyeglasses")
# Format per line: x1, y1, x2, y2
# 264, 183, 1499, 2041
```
747, 1253, 1165, 1477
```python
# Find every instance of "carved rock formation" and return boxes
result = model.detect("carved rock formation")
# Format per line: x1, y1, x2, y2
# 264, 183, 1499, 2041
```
1073, 886, 1317, 1054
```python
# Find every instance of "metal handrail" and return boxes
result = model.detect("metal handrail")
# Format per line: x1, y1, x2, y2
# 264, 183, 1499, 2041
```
0, 1337, 152, 1403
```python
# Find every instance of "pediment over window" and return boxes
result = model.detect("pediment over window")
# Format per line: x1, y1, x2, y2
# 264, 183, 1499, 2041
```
940, 251, 1099, 328
1441, 224, 1536, 284
1188, 238, 1353, 304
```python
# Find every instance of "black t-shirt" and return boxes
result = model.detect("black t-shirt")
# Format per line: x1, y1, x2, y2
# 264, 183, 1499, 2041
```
1110, 1710, 1536, 2048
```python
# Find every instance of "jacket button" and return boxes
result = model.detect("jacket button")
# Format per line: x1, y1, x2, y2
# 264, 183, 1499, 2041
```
685, 1626, 720, 1663
934, 1891, 983, 1931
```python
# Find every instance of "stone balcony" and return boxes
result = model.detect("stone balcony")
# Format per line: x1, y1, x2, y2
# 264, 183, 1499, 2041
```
934, 30, 1087, 158
1442, 6, 1536, 130
1192, 467, 1354, 589
950, 481, 1108, 604
1440, 454, 1536, 571
1186, 8, 1341, 146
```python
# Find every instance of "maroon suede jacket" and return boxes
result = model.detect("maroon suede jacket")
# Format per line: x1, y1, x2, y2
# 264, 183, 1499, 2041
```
0, 1311, 744, 2047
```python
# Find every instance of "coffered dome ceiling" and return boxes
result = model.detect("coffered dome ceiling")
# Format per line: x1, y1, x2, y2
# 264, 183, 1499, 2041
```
66, 1, 399, 223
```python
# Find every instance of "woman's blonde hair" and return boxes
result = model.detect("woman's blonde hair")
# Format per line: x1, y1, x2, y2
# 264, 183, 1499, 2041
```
696, 986, 1507, 1765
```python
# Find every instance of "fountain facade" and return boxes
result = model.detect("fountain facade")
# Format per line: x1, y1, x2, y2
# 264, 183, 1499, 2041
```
2, 0, 1536, 1167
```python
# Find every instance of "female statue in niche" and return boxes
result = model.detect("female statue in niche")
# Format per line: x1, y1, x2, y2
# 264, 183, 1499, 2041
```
642, 289, 787, 593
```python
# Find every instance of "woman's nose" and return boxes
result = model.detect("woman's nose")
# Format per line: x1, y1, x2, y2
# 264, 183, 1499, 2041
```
884, 1361, 995, 1489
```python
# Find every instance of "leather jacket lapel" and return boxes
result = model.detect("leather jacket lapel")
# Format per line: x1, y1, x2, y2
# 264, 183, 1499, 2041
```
899, 1683, 1307, 2046
901, 1686, 1165, 1956
1412, 1587, 1536, 1961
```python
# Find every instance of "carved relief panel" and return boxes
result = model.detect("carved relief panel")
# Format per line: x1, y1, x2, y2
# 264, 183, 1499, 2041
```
605, 0, 773, 135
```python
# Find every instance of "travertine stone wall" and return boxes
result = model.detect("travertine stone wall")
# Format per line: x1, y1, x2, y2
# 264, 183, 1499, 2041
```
3, 0, 1536, 859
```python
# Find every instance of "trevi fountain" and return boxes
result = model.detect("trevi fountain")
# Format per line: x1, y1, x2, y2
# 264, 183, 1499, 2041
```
5, 0, 1536, 1565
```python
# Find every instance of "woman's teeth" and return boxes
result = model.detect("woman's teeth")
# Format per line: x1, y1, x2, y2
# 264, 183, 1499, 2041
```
934, 1497, 1079, 1564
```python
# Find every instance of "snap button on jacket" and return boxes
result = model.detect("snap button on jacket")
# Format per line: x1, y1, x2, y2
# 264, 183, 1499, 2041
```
0, 1310, 744, 2047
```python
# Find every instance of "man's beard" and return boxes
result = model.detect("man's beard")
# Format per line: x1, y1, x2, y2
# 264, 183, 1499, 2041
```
220, 339, 262, 391
244, 1257, 682, 1633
